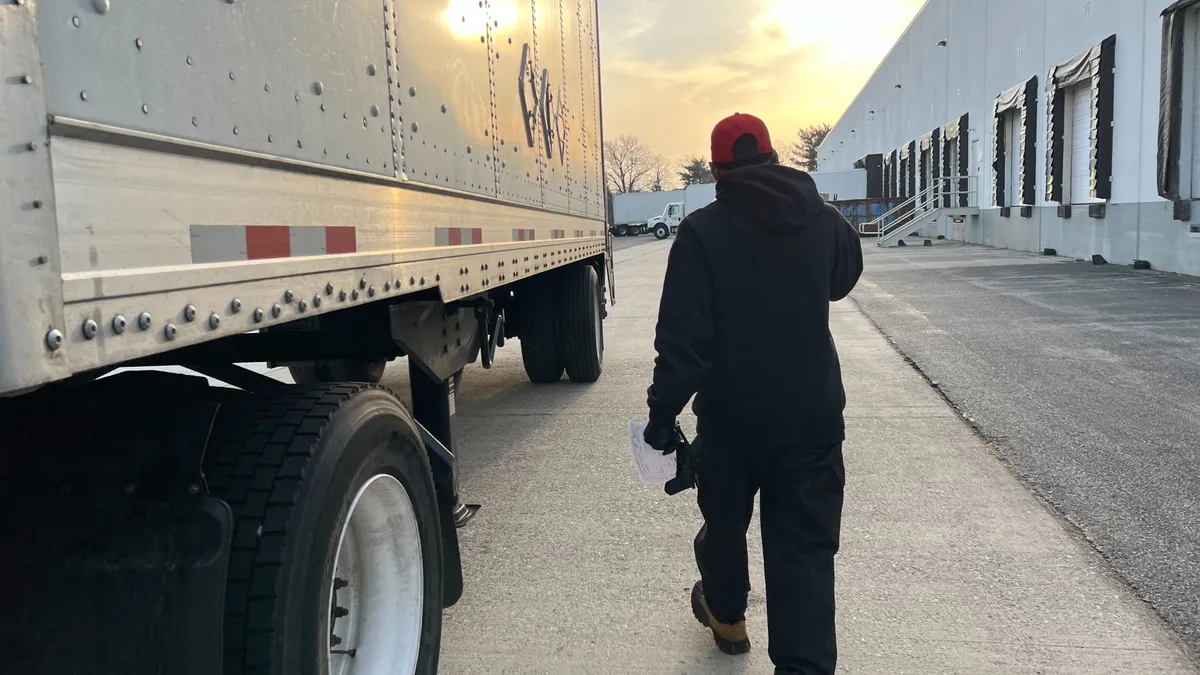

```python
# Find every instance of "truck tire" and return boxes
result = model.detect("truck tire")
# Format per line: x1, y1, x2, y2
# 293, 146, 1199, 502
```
653, 223, 671, 240
519, 278, 565, 383
289, 359, 387, 385
559, 264, 604, 383
614, 224, 628, 237
204, 384, 443, 675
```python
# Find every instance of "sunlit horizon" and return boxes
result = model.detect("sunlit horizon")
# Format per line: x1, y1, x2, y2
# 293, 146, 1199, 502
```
598, 0, 924, 166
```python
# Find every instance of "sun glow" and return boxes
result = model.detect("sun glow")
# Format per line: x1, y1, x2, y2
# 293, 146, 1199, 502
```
443, 0, 518, 40
755, 0, 911, 62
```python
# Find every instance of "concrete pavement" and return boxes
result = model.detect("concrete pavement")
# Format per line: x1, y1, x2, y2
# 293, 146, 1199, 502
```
404, 239, 1196, 673
851, 241, 1200, 658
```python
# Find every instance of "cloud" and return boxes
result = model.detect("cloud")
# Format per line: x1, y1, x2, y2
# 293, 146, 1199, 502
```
598, 0, 924, 161
612, 0, 668, 41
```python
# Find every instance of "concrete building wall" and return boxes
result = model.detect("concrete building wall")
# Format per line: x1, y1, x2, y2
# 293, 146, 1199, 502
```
822, 0, 1200, 276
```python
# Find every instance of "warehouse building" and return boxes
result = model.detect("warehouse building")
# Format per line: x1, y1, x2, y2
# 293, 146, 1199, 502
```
820, 0, 1200, 276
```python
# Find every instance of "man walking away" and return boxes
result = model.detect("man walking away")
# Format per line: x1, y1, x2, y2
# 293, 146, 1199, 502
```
643, 113, 863, 675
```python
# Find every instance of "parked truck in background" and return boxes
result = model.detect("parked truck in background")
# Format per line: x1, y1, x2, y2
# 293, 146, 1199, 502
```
610, 188, 683, 237
684, 183, 718, 219
644, 183, 718, 239
0, 2, 608, 675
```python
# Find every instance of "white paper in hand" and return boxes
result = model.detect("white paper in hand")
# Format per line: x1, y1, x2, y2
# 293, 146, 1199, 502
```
628, 420, 677, 484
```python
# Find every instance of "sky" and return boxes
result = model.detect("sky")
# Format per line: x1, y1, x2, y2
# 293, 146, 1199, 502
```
597, 0, 926, 163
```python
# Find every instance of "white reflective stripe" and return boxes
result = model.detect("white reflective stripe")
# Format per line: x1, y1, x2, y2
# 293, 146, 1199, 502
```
290, 226, 327, 257
190, 224, 249, 263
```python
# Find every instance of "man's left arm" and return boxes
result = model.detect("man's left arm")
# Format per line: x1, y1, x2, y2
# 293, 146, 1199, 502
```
828, 207, 864, 302
646, 221, 714, 444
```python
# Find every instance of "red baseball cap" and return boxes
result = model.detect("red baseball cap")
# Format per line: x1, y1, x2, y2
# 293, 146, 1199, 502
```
711, 113, 774, 165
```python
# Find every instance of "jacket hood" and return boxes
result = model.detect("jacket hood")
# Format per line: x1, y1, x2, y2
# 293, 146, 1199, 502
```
714, 164, 826, 233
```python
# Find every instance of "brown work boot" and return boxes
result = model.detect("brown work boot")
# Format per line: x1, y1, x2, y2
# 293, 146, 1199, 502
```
690, 581, 751, 655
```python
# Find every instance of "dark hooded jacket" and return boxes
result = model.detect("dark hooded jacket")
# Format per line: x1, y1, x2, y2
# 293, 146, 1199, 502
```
647, 164, 863, 448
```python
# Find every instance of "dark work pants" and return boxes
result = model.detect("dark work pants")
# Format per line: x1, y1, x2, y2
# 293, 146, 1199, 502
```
694, 437, 845, 675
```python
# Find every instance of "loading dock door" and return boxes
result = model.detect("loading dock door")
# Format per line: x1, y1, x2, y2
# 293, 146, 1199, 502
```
947, 137, 959, 200
921, 148, 932, 208
1007, 113, 1022, 206
1070, 81, 1095, 204
1192, 19, 1200, 197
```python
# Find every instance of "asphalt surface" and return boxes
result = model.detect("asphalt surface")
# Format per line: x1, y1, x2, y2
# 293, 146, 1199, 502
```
851, 241, 1200, 659
374, 237, 1194, 673
610, 232, 667, 252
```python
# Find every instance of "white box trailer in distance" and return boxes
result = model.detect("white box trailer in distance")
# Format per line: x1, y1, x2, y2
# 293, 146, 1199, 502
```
808, 169, 868, 201
641, 183, 717, 239
0, 2, 609, 674
611, 188, 684, 236
684, 183, 717, 216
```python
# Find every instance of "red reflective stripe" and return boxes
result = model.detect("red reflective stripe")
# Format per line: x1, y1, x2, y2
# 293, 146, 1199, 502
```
469, 228, 483, 244
245, 225, 291, 260
448, 228, 463, 246
325, 226, 357, 254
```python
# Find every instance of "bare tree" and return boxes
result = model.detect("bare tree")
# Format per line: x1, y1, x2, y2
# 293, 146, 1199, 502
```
678, 155, 714, 186
648, 153, 676, 192
604, 135, 655, 194
787, 123, 833, 172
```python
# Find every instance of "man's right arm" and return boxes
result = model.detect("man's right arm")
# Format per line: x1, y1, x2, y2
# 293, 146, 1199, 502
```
828, 208, 864, 302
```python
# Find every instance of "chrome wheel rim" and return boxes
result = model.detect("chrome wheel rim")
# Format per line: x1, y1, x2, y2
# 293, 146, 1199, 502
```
328, 474, 424, 675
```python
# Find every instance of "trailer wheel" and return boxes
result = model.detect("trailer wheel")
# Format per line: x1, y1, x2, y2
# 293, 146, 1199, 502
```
205, 384, 443, 675
519, 279, 565, 383
289, 359, 387, 385
615, 224, 628, 237
559, 264, 604, 383
653, 223, 671, 240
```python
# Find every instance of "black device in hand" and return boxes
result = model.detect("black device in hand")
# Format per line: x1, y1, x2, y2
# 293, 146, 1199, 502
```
663, 425, 697, 496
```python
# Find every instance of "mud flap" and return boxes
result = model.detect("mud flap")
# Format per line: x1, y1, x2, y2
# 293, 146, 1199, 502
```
605, 226, 617, 307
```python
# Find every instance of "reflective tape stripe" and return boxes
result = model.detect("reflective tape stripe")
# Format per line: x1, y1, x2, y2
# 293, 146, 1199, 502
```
189, 225, 357, 263
435, 227, 484, 246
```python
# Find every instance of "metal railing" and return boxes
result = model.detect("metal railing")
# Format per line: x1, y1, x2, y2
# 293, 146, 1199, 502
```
860, 176, 979, 239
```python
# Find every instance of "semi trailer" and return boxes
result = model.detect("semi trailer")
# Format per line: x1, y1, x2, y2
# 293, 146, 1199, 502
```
0, 2, 610, 674
609, 188, 683, 236
642, 184, 717, 239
